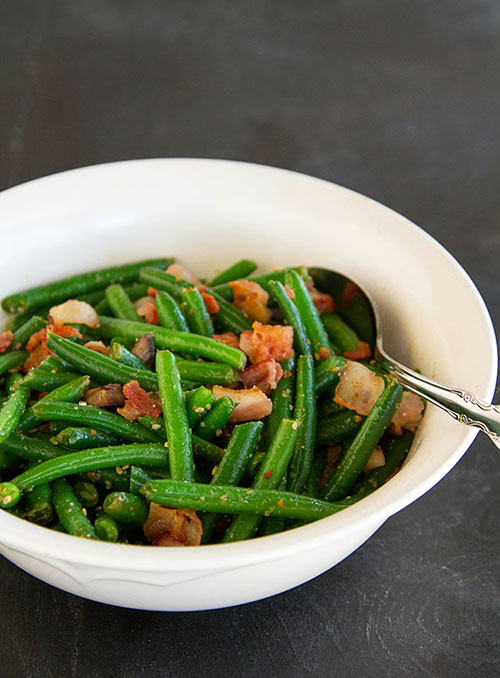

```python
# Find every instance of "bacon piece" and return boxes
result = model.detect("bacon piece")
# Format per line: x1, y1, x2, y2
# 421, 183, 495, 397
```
343, 341, 371, 361
212, 332, 240, 349
202, 292, 220, 315
52, 325, 83, 340
334, 360, 424, 432
0, 331, 13, 353
363, 446, 385, 473
239, 360, 283, 395
306, 279, 336, 313
213, 385, 272, 422
83, 340, 109, 355
239, 321, 294, 365
143, 502, 202, 547
116, 400, 141, 421
166, 264, 202, 287
228, 280, 272, 323
132, 334, 155, 365
118, 380, 163, 419
26, 328, 47, 352
23, 344, 51, 372
48, 300, 100, 328
135, 297, 159, 325
147, 286, 158, 298
85, 384, 125, 408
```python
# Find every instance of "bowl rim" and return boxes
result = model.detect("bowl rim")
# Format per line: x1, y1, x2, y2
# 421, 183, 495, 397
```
0, 157, 497, 570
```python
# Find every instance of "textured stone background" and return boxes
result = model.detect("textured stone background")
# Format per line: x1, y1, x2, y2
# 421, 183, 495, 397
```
1, 2, 499, 676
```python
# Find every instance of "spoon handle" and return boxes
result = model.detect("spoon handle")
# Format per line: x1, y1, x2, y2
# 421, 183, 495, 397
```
378, 355, 500, 449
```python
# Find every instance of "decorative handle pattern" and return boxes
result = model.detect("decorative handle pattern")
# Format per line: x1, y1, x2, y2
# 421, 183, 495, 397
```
377, 354, 500, 449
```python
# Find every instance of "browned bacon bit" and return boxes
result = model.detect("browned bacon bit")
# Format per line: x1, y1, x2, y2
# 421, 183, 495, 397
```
0, 331, 14, 353
239, 321, 294, 365
213, 385, 272, 422
202, 292, 220, 315
48, 300, 100, 328
239, 359, 283, 395
85, 384, 125, 408
305, 279, 336, 313
29, 325, 82, 353
132, 334, 155, 365
26, 328, 47, 352
343, 341, 372, 361
147, 286, 158, 298
143, 502, 202, 547
263, 470, 272, 479
23, 344, 51, 372
390, 392, 425, 435
228, 280, 272, 323
135, 297, 159, 325
317, 346, 330, 361
212, 332, 240, 349
166, 263, 202, 288
51, 325, 83, 340
116, 400, 141, 421
119, 380, 163, 419
83, 340, 109, 355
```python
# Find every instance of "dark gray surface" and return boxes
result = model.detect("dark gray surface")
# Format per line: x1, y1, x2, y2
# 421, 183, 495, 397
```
1, 1, 499, 676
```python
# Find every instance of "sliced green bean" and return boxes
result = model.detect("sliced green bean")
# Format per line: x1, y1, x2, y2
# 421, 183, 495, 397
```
19, 375, 90, 433
0, 388, 29, 442
103, 491, 148, 527
11, 316, 46, 350
353, 430, 414, 496
17, 369, 80, 392
267, 280, 312, 355
24, 482, 54, 525
222, 418, 299, 543
84, 467, 130, 492
33, 402, 163, 443
105, 283, 143, 322
316, 410, 364, 446
94, 282, 149, 314
314, 355, 347, 396
175, 357, 238, 386
139, 267, 191, 300
0, 351, 28, 377
73, 481, 99, 508
4, 372, 23, 393
96, 316, 247, 369
287, 355, 317, 495
193, 397, 235, 441
192, 435, 225, 465
185, 386, 216, 427
52, 478, 96, 539
266, 357, 295, 445
94, 514, 120, 542
181, 287, 214, 337
321, 312, 363, 354
317, 398, 344, 419
156, 350, 194, 482
141, 479, 351, 522
209, 259, 258, 286
210, 266, 310, 300
285, 269, 331, 361
209, 290, 252, 334
2, 258, 172, 314
0, 450, 23, 472
108, 341, 152, 372
155, 290, 190, 332
56, 426, 120, 449
0, 432, 61, 463
257, 476, 288, 536
321, 382, 403, 501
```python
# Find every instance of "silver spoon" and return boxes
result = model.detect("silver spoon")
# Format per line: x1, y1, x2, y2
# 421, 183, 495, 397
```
310, 267, 500, 449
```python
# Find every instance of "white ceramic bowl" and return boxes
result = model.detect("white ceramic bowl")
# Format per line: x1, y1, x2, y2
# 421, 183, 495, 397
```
0, 159, 496, 611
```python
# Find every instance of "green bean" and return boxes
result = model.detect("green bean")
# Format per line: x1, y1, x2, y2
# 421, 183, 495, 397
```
0, 351, 28, 377
105, 283, 143, 322
1, 258, 172, 314
267, 280, 312, 356
84, 468, 130, 492
0, 482, 21, 507
103, 491, 148, 527
337, 294, 375, 347
155, 290, 190, 332
139, 267, 191, 300
18, 375, 90, 433
94, 514, 120, 542
108, 342, 152, 372
32, 354, 74, 372
52, 478, 96, 539
56, 426, 120, 449
33, 402, 163, 443
181, 287, 214, 337
192, 435, 225, 465
257, 476, 288, 536
193, 397, 235, 441
314, 355, 346, 396
209, 259, 258, 286
156, 350, 194, 482
129, 466, 154, 494
17, 369, 80, 392
46, 331, 158, 391
11, 316, 46, 350
316, 410, 364, 446
0, 432, 61, 463
317, 398, 344, 419
222, 418, 298, 543
287, 355, 317, 495
305, 452, 324, 499
73, 481, 99, 508
266, 357, 295, 446
353, 430, 414, 496
321, 382, 403, 501
96, 316, 247, 369
94, 283, 149, 314
0, 388, 29, 442
0, 450, 23, 472
24, 482, 54, 525
185, 386, 216, 427
200, 421, 263, 543
321, 312, 362, 354
141, 479, 350, 522
285, 269, 331, 361
208, 290, 252, 334
210, 266, 310, 300
4, 371, 24, 394
174, 357, 238, 386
